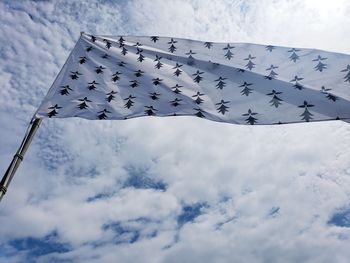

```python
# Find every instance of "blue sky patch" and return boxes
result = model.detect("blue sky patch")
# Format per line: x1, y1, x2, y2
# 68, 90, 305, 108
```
328, 207, 350, 227
86, 192, 114, 202
177, 203, 207, 227
103, 222, 140, 244
7, 231, 70, 260
123, 166, 167, 191
268, 206, 280, 217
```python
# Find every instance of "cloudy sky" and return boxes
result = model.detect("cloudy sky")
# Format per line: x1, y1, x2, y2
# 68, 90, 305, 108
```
1, 0, 350, 262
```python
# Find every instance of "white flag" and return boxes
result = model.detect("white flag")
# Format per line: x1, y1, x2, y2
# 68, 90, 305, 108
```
35, 33, 350, 125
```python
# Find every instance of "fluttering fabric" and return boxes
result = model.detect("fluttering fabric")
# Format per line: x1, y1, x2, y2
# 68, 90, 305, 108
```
35, 33, 350, 125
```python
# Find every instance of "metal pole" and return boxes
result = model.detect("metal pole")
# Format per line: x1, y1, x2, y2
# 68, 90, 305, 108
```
0, 118, 42, 202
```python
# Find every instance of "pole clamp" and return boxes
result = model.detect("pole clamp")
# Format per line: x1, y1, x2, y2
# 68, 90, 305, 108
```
14, 153, 24, 161
0, 185, 7, 194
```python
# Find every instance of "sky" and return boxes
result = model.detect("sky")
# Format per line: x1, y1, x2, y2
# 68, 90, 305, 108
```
0, 0, 350, 262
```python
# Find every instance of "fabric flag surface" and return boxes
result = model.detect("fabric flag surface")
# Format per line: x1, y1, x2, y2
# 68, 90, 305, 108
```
35, 33, 350, 125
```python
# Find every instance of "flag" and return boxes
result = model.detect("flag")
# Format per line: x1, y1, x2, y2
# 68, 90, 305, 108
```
35, 33, 350, 125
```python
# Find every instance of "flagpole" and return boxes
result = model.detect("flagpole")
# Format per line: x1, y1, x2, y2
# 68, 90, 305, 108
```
0, 118, 42, 202
0, 33, 85, 203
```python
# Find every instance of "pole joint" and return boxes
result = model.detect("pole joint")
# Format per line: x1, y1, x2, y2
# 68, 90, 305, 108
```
0, 185, 6, 195
14, 153, 24, 161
